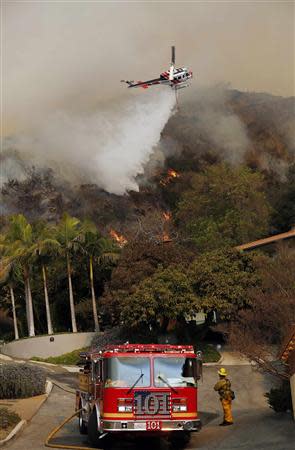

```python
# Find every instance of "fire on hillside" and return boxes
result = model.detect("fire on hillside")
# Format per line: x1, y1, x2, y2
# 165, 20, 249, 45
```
162, 211, 172, 242
109, 229, 128, 247
160, 169, 180, 186
163, 211, 172, 221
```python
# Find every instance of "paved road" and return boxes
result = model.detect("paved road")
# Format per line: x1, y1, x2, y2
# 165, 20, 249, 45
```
5, 366, 295, 450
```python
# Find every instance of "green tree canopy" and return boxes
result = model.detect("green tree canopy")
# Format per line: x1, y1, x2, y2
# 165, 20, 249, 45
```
189, 248, 258, 318
176, 163, 271, 251
121, 265, 200, 329
120, 248, 258, 331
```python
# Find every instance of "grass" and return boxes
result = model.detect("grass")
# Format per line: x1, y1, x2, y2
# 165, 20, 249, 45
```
196, 343, 221, 363
0, 407, 21, 441
31, 347, 88, 365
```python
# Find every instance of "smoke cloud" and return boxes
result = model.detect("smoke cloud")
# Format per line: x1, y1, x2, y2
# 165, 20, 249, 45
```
4, 90, 175, 194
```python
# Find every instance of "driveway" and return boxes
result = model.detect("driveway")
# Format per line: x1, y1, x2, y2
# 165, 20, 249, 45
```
5, 365, 295, 450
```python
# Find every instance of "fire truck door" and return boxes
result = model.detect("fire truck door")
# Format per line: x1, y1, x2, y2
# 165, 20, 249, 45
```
93, 360, 103, 399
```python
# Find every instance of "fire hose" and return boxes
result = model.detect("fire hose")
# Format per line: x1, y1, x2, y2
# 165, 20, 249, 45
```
45, 381, 94, 450
45, 408, 95, 450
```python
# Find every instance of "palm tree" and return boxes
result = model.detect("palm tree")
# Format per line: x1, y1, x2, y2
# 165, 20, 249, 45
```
55, 213, 82, 333
81, 225, 120, 331
0, 252, 19, 341
32, 222, 61, 335
2, 215, 36, 337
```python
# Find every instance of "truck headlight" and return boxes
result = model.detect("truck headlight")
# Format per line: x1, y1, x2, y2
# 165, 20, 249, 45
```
172, 404, 187, 412
172, 399, 187, 412
118, 405, 133, 412
117, 398, 133, 413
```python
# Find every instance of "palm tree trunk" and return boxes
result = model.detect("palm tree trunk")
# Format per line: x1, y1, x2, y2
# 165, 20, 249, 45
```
67, 253, 77, 333
9, 284, 19, 340
26, 276, 35, 337
90, 255, 99, 331
24, 279, 30, 333
42, 265, 53, 335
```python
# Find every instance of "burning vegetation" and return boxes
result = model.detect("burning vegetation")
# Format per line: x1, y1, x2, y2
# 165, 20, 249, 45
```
162, 210, 172, 242
160, 168, 180, 186
109, 229, 128, 247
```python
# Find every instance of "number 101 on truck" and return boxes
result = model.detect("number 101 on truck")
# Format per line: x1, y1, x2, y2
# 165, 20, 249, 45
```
76, 344, 203, 448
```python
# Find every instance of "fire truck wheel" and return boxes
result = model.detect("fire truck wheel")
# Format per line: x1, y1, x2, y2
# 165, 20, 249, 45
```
88, 409, 101, 447
78, 409, 88, 435
169, 431, 191, 449
88, 409, 112, 449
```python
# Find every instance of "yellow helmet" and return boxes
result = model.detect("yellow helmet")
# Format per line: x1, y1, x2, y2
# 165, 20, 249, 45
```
218, 368, 227, 377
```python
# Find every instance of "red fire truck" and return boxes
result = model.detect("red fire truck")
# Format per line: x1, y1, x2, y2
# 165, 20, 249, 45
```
76, 344, 202, 448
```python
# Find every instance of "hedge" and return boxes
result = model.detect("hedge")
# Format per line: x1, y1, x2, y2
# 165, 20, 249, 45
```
0, 363, 46, 399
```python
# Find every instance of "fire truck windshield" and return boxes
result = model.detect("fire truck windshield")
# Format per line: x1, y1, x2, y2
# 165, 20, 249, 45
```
104, 357, 150, 388
154, 357, 197, 387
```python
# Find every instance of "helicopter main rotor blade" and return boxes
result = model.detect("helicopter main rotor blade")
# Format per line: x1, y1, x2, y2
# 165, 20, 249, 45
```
171, 45, 175, 65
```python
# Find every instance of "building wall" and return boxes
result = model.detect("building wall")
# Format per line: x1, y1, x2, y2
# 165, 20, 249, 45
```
0, 332, 97, 359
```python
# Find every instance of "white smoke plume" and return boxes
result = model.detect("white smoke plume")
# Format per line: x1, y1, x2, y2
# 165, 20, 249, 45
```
4, 90, 175, 194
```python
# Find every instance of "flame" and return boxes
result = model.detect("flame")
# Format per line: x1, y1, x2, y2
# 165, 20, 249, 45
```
163, 211, 172, 221
167, 169, 179, 179
109, 229, 127, 247
163, 232, 171, 242
160, 168, 180, 186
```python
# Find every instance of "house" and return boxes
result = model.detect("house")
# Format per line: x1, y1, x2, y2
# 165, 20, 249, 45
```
280, 325, 295, 419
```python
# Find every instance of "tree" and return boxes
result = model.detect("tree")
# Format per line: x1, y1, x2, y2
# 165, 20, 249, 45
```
32, 222, 61, 335
102, 239, 194, 325
224, 244, 295, 380
188, 248, 258, 319
0, 254, 19, 341
80, 224, 120, 331
176, 163, 271, 251
2, 215, 37, 337
55, 213, 82, 333
121, 266, 200, 331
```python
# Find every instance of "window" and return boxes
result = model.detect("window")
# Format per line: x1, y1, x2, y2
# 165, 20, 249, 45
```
154, 357, 197, 387
104, 357, 151, 388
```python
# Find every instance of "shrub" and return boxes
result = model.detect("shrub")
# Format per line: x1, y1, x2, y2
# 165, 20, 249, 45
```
265, 381, 292, 413
0, 407, 20, 430
0, 363, 46, 399
31, 348, 88, 365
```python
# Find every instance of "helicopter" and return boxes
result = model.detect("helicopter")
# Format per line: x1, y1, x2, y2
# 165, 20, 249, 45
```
121, 46, 193, 91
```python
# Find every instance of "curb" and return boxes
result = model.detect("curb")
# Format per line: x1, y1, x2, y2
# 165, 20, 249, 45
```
29, 360, 57, 367
203, 356, 224, 366
0, 380, 53, 447
0, 420, 26, 447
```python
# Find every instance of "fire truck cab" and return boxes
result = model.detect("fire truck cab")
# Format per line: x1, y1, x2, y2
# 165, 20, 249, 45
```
76, 344, 202, 448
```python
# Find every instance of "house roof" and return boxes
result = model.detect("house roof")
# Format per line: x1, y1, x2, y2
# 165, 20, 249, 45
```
280, 324, 295, 361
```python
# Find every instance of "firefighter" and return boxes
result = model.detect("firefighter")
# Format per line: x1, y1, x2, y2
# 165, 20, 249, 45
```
214, 367, 234, 426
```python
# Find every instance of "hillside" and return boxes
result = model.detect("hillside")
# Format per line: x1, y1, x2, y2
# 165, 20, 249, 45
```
1, 89, 294, 234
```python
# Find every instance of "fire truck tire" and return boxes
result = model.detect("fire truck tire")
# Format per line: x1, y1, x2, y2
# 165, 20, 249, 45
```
169, 431, 191, 449
78, 409, 88, 435
88, 410, 101, 447
88, 410, 111, 449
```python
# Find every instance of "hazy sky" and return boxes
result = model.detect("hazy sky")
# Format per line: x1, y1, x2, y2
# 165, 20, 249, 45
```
3, 1, 294, 134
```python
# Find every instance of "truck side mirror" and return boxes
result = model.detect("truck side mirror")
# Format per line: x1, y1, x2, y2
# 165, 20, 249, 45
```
194, 351, 203, 380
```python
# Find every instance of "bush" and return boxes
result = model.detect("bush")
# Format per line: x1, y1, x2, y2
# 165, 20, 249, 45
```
265, 381, 292, 413
0, 407, 20, 430
196, 343, 221, 363
0, 363, 46, 399
31, 348, 88, 365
